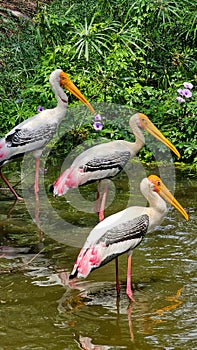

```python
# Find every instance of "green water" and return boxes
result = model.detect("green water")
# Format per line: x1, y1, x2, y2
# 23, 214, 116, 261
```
0, 165, 196, 350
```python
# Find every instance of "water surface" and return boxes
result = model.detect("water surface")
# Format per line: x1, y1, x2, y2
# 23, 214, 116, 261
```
0, 165, 196, 350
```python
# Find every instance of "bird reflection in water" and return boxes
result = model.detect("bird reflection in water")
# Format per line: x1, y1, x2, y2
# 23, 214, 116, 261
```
154, 287, 183, 317
78, 335, 110, 350
34, 195, 43, 241
57, 271, 88, 314
5, 198, 18, 218
130, 287, 184, 336
58, 271, 135, 343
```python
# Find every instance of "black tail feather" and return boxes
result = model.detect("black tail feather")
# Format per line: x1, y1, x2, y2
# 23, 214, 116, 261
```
49, 184, 54, 194
69, 268, 78, 280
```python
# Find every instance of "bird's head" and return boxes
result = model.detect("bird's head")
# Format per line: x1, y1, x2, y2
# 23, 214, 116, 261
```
148, 175, 188, 220
133, 113, 180, 158
59, 71, 95, 114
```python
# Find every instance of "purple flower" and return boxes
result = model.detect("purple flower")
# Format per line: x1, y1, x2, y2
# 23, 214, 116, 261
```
177, 89, 184, 96
93, 121, 103, 131
37, 105, 45, 112
94, 113, 101, 121
183, 82, 193, 90
176, 96, 185, 103
182, 89, 192, 98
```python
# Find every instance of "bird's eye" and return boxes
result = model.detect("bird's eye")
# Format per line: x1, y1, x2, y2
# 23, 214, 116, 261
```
157, 181, 160, 186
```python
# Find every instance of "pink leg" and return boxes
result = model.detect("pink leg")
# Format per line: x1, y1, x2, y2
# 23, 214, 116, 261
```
34, 158, 40, 201
126, 255, 135, 302
116, 257, 121, 296
99, 181, 108, 222
35, 195, 43, 241
0, 169, 23, 201
94, 180, 101, 215
127, 303, 134, 341
34, 158, 44, 241
96, 181, 121, 296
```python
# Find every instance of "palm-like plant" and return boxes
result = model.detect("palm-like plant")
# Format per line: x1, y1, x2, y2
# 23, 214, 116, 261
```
71, 16, 117, 61
182, 4, 197, 41
71, 15, 147, 61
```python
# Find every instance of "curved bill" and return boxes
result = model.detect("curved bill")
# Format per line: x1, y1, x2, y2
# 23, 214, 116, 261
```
160, 182, 189, 220
60, 72, 95, 114
139, 113, 180, 158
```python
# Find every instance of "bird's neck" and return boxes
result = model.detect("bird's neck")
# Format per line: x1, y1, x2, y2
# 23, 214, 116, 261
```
127, 118, 145, 155
51, 81, 68, 110
147, 190, 167, 217
56, 96, 68, 110
145, 190, 168, 231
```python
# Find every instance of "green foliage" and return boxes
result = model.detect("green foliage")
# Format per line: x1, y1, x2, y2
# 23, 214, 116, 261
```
0, 0, 196, 164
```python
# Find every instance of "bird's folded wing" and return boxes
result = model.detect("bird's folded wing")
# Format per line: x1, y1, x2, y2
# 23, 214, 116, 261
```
98, 214, 149, 247
5, 124, 57, 147
82, 150, 131, 172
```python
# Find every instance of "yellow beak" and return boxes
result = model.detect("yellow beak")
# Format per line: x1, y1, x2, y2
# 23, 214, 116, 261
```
60, 72, 95, 114
160, 182, 189, 220
139, 113, 180, 158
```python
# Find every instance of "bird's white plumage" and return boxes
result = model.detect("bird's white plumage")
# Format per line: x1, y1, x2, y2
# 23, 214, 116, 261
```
70, 177, 168, 279
0, 69, 95, 200
84, 178, 167, 246
53, 114, 145, 196
53, 111, 181, 198
0, 69, 69, 167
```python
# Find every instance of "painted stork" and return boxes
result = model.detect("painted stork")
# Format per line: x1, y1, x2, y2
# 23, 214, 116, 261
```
53, 112, 180, 221
0, 69, 95, 201
69, 175, 188, 301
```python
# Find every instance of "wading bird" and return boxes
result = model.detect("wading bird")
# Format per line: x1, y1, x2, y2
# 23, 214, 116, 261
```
69, 175, 188, 301
53, 113, 180, 221
0, 69, 95, 201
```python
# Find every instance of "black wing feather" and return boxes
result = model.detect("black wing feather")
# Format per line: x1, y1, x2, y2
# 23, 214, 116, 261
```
98, 214, 149, 246
6, 124, 57, 148
81, 151, 131, 173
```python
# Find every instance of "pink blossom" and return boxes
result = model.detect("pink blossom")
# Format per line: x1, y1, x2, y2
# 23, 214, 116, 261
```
94, 114, 101, 121
176, 96, 185, 103
183, 82, 193, 90
177, 89, 184, 96
182, 89, 192, 98
37, 106, 45, 112
93, 121, 103, 131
